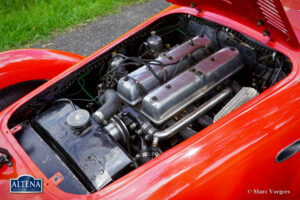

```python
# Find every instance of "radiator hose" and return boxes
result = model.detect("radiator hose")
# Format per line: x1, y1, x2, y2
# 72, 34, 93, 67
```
92, 89, 121, 124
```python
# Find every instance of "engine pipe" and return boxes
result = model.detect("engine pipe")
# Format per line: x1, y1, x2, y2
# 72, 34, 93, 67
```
152, 87, 232, 147
92, 89, 121, 124
136, 134, 151, 165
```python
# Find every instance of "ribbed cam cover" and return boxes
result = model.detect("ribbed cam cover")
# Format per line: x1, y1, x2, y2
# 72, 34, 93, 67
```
141, 47, 243, 125
117, 35, 213, 106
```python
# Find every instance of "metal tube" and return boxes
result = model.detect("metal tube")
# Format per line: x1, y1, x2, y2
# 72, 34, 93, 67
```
153, 87, 232, 143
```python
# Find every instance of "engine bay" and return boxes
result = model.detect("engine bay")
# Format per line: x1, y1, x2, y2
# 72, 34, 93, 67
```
9, 14, 292, 194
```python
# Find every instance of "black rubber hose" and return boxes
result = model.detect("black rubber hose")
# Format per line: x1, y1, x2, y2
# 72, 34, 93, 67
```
92, 89, 121, 124
137, 134, 151, 165
54, 98, 76, 110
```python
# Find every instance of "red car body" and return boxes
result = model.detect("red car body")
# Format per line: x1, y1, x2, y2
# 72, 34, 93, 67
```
0, 0, 300, 199
0, 49, 84, 90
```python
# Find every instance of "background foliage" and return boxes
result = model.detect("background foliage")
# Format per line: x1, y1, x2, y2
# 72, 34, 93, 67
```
0, 0, 145, 51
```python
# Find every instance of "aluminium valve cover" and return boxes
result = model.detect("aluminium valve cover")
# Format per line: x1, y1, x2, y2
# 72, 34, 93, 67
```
117, 35, 214, 105
141, 47, 243, 125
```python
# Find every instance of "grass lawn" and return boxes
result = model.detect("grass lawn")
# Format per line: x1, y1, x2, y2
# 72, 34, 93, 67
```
0, 0, 146, 51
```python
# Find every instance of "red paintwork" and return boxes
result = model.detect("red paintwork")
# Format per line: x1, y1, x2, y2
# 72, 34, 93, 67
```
281, 0, 300, 41
0, 49, 84, 90
168, 0, 300, 49
1, 2, 300, 200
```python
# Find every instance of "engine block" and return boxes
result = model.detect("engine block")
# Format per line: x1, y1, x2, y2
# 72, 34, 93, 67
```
141, 47, 243, 124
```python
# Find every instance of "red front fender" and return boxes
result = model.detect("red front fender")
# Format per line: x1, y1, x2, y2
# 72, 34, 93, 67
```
0, 49, 84, 90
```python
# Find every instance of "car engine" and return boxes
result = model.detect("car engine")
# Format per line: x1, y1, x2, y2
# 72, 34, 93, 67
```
10, 14, 292, 194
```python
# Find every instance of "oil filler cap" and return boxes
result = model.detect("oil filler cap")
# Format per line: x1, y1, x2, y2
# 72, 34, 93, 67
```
67, 109, 90, 129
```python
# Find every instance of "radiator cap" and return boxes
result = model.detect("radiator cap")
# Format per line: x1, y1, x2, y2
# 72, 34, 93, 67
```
67, 109, 90, 129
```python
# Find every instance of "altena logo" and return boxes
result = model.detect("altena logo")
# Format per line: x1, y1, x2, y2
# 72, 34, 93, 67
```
10, 175, 43, 193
